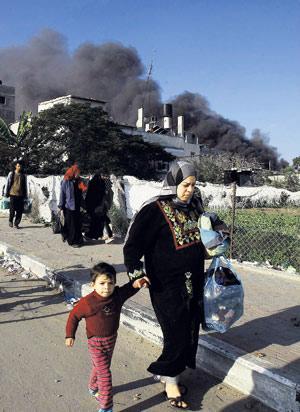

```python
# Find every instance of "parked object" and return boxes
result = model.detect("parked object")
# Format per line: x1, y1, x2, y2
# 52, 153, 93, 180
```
203, 256, 244, 333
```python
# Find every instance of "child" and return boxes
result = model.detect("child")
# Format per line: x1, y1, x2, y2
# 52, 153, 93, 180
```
65, 262, 146, 412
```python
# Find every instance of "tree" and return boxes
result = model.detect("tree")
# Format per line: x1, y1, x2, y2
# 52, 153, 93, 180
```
23, 104, 174, 178
0, 117, 14, 145
0, 113, 32, 174
292, 156, 300, 171
192, 152, 263, 184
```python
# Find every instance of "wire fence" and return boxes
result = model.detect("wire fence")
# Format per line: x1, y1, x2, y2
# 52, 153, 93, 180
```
212, 191, 300, 274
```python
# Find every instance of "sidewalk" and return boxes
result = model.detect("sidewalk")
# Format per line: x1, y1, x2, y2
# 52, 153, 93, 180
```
0, 214, 299, 412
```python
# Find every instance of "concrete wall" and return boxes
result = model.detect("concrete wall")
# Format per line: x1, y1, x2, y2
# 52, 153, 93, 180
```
122, 179, 300, 218
1, 175, 300, 222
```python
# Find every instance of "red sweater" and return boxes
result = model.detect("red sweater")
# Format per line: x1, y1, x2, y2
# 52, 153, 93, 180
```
66, 283, 138, 339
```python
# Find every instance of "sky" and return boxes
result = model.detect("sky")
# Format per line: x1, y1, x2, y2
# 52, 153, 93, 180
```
1, 0, 299, 162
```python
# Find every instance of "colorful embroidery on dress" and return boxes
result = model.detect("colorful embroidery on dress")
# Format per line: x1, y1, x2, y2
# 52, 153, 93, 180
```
158, 200, 200, 250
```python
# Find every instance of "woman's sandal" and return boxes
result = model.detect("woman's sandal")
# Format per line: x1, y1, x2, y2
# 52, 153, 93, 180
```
164, 393, 190, 410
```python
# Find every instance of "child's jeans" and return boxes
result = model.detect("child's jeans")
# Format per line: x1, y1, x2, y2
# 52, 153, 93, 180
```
88, 334, 117, 410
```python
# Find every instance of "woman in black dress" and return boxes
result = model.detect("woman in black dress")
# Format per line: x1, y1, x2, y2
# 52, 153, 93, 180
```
123, 161, 205, 409
84, 173, 106, 240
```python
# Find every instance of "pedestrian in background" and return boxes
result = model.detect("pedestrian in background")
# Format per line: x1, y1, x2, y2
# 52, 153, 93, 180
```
102, 175, 114, 244
58, 164, 86, 248
5, 160, 28, 229
65, 262, 141, 412
84, 172, 106, 240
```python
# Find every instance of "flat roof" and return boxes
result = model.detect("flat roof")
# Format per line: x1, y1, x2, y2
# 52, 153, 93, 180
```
39, 95, 106, 105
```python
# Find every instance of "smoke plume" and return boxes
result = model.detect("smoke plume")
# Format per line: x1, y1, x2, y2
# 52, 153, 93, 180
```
0, 29, 284, 168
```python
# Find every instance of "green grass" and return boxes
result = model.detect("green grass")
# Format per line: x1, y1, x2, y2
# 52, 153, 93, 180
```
217, 208, 300, 272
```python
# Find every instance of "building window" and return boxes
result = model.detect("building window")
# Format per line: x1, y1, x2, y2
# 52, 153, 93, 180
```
0, 96, 6, 104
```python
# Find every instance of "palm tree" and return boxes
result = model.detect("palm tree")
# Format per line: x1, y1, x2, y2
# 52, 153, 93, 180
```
0, 111, 32, 147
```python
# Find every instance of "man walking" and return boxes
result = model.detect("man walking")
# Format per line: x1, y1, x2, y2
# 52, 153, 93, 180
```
5, 161, 28, 229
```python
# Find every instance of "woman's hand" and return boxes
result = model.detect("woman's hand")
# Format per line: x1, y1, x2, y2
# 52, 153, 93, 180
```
65, 338, 75, 347
133, 276, 151, 289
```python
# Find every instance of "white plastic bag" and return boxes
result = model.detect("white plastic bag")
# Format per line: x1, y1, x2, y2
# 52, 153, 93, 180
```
203, 256, 244, 333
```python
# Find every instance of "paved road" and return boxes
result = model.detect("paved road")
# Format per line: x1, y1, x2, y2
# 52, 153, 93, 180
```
0, 267, 273, 412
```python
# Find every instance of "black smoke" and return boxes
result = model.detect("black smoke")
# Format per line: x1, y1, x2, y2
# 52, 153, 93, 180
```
0, 29, 284, 168
171, 91, 285, 169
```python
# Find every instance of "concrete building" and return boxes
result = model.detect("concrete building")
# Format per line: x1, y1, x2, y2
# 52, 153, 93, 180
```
0, 80, 15, 124
38, 95, 106, 112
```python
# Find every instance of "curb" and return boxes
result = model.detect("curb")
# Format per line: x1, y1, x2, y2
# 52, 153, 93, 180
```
231, 260, 300, 282
0, 240, 299, 412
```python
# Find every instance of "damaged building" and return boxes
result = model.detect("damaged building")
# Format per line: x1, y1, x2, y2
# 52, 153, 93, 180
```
0, 80, 15, 124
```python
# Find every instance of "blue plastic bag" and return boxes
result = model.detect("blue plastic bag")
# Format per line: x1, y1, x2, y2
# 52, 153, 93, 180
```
0, 197, 10, 210
203, 256, 244, 333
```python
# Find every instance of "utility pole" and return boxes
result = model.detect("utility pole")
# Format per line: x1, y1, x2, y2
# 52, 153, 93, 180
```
230, 181, 237, 259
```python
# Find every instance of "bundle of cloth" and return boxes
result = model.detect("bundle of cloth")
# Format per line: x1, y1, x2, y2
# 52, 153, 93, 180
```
198, 212, 230, 257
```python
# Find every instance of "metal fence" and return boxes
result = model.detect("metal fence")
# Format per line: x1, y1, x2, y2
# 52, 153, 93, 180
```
212, 187, 300, 274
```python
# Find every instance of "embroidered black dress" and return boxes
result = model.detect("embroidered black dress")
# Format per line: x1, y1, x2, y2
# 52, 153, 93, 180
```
124, 198, 205, 377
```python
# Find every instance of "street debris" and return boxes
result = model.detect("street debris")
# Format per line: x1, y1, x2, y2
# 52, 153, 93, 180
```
133, 393, 141, 401
254, 352, 266, 358
0, 256, 35, 280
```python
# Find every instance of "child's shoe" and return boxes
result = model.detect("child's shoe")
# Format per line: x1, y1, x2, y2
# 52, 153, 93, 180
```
89, 387, 100, 397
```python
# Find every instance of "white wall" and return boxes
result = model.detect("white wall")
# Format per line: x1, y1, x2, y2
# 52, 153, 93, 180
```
1, 175, 300, 222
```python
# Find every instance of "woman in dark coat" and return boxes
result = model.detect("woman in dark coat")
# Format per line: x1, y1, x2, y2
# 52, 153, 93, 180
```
58, 165, 86, 248
123, 161, 205, 409
84, 173, 106, 240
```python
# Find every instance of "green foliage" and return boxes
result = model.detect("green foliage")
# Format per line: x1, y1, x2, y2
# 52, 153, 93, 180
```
193, 152, 263, 183
0, 112, 33, 174
292, 156, 300, 170
0, 117, 14, 145
267, 170, 300, 192
16, 112, 32, 147
193, 156, 224, 183
0, 141, 14, 174
217, 209, 300, 272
